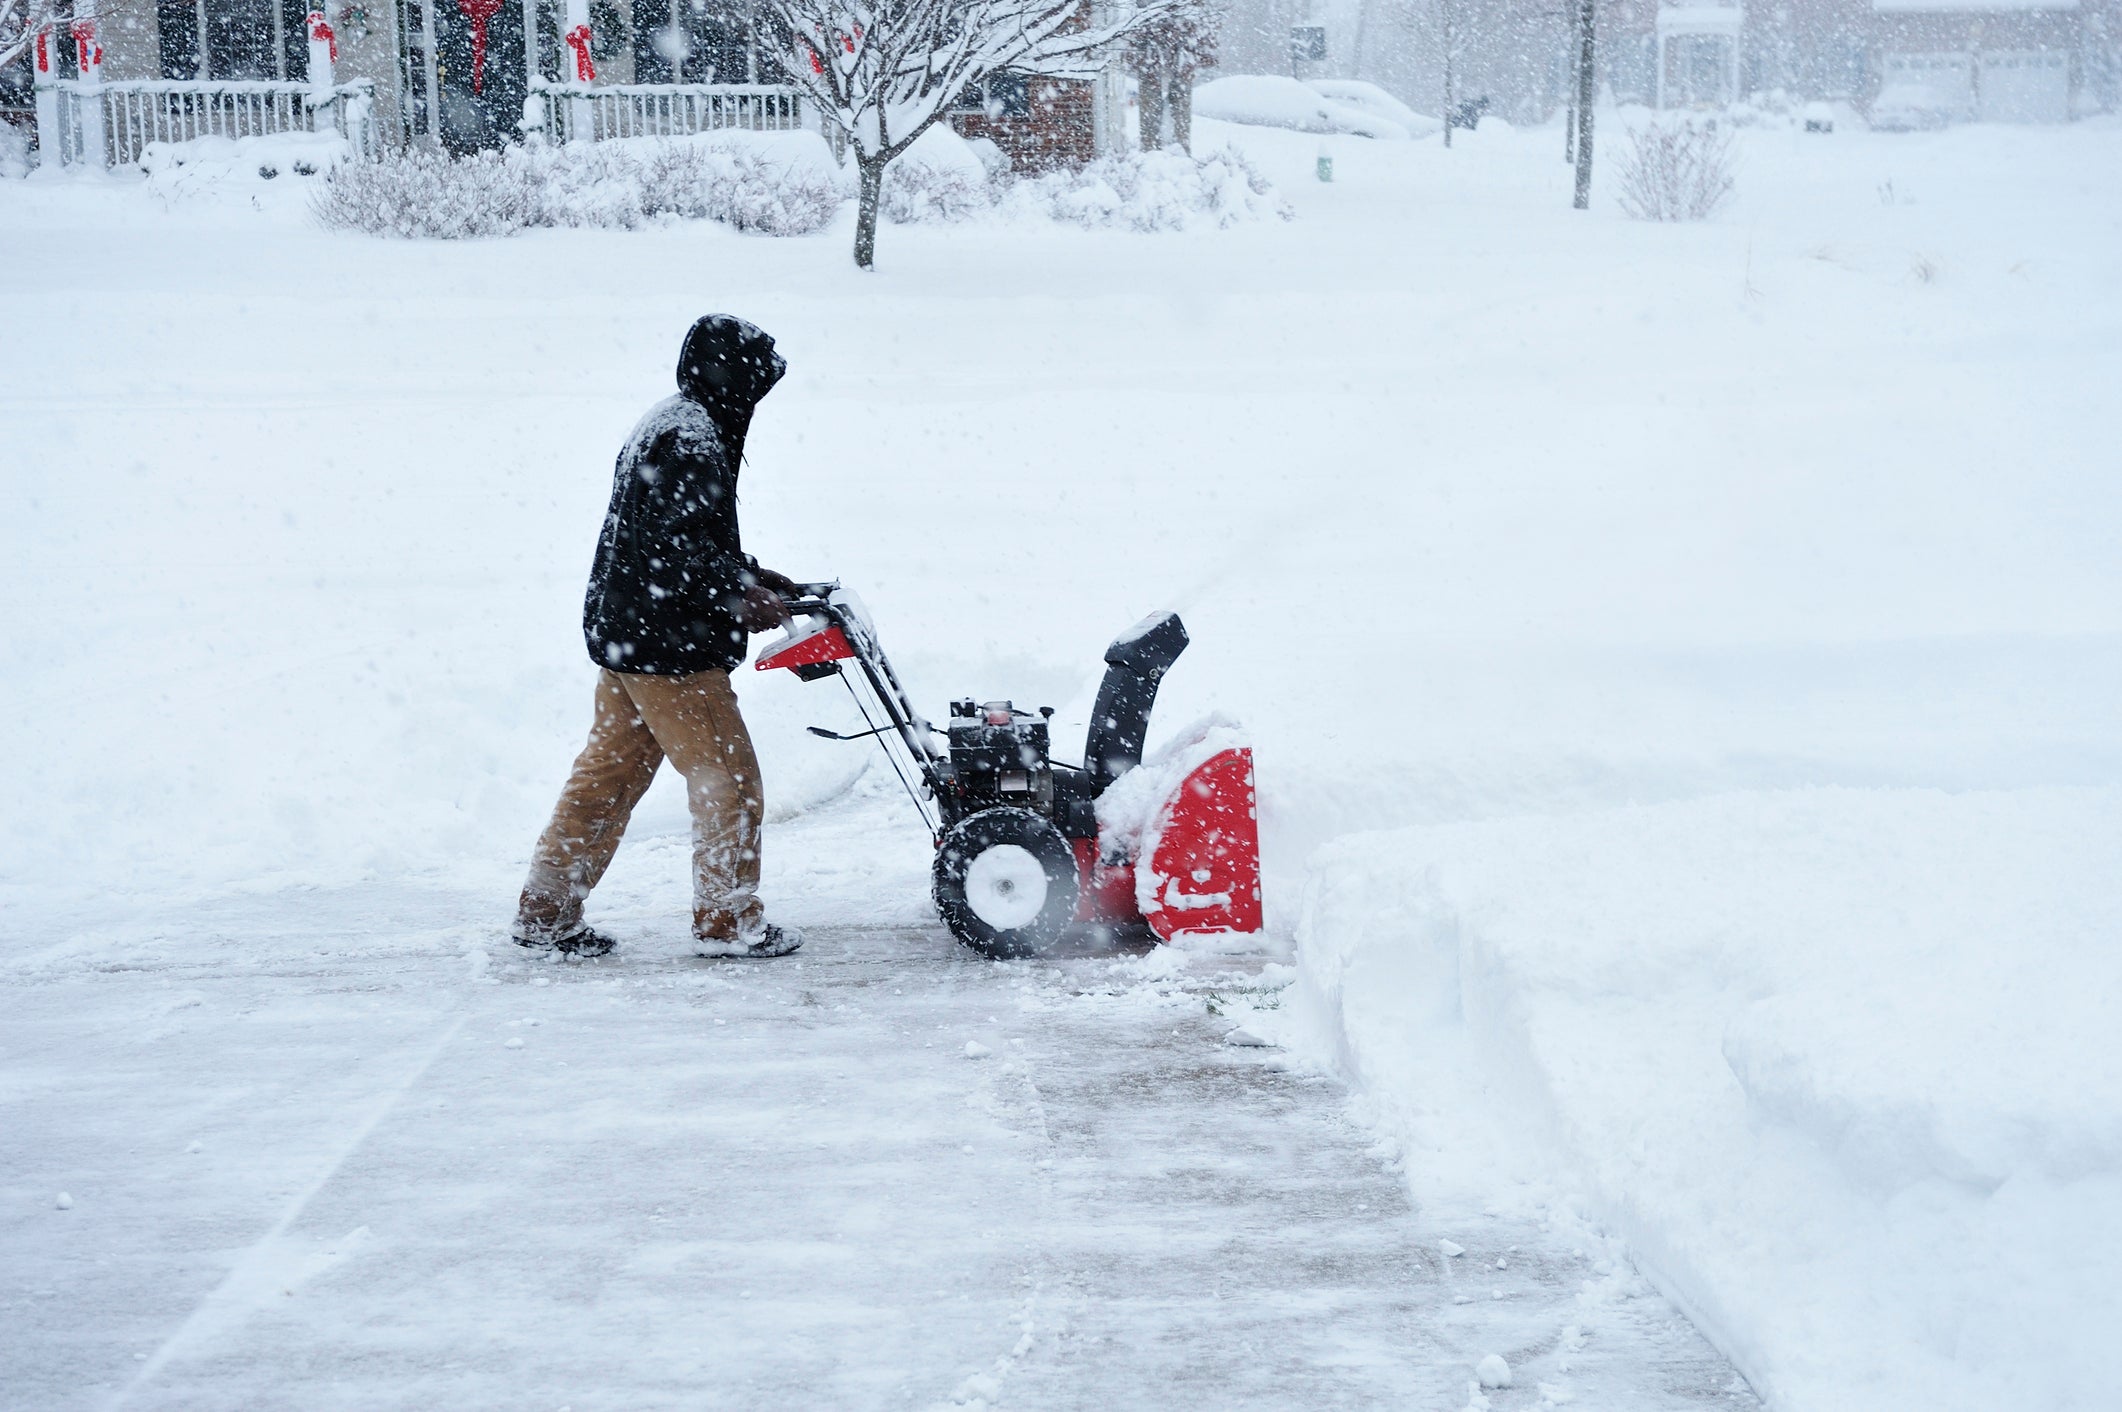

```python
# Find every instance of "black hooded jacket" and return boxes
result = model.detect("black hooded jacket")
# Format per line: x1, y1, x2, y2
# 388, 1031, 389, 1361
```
582, 316, 787, 675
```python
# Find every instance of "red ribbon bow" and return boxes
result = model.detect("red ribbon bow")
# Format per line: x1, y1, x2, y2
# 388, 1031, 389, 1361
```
70, 19, 101, 71
35, 27, 49, 73
565, 23, 595, 82
306, 12, 338, 62
455, 0, 505, 94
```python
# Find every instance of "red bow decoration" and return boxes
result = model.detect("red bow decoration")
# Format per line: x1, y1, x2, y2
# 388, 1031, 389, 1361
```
456, 0, 506, 93
306, 12, 338, 61
35, 27, 49, 73
564, 23, 595, 81
70, 18, 101, 71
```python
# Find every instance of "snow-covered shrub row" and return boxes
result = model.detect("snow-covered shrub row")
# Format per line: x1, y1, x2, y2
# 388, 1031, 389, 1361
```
312, 134, 842, 239
1613, 117, 1737, 222
881, 125, 1291, 232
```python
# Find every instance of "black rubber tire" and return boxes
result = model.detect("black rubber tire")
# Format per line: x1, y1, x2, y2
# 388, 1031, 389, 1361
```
932, 807, 1081, 959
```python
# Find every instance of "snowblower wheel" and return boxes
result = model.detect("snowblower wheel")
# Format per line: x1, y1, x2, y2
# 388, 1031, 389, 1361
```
932, 808, 1081, 959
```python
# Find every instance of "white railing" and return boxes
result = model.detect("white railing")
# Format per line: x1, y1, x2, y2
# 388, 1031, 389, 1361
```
526, 81, 813, 144
41, 78, 381, 168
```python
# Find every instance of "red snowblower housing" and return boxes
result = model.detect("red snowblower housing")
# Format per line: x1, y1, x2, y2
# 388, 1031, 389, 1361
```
756, 585, 1262, 958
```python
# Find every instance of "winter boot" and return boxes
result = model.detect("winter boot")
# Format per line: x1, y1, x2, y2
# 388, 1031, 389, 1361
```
514, 923, 618, 958
695, 921, 803, 959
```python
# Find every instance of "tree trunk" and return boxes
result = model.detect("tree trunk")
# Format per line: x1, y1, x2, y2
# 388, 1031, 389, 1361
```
1572, 0, 1596, 209
1441, 0, 1453, 149
854, 155, 886, 270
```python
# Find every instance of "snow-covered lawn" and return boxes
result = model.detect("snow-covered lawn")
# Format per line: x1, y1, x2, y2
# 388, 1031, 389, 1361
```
4, 114, 2118, 1410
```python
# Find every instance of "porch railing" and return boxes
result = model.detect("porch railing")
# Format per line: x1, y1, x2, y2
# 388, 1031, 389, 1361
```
41, 78, 381, 168
526, 81, 813, 144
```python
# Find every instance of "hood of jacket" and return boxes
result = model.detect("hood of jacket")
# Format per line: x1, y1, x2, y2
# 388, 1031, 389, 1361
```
676, 314, 786, 465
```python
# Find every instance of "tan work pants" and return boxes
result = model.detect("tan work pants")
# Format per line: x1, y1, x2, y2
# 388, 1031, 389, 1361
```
517, 668, 765, 942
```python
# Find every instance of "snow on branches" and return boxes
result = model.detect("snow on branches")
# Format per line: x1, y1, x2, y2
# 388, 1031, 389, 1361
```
1, 0, 61, 72
763, 0, 1176, 266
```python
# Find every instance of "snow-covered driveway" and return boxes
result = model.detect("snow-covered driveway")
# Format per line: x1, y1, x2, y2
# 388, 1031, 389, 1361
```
7, 788, 1750, 1412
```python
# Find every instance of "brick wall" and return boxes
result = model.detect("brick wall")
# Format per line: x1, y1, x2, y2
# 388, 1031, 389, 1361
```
948, 77, 1098, 170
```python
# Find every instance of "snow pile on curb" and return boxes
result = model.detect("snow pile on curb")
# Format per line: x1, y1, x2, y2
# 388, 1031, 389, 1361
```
1286, 786, 2122, 1412
1194, 74, 1414, 139
312, 132, 842, 238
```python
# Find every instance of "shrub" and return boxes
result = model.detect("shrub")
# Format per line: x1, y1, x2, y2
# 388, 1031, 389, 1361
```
312, 147, 536, 238
312, 138, 842, 239
881, 159, 993, 224
1009, 146, 1293, 231
1614, 119, 1736, 223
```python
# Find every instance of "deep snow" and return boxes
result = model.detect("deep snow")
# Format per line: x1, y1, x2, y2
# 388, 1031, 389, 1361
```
4, 111, 2119, 1410
1275, 787, 2122, 1412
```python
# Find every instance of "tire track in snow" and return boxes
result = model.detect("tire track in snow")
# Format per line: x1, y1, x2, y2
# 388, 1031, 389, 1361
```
104, 1010, 470, 1411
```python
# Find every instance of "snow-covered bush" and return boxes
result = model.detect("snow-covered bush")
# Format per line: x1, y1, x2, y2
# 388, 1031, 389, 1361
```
312, 147, 537, 238
0, 122, 32, 179
881, 125, 994, 224
1613, 118, 1736, 222
1006, 146, 1293, 231
313, 135, 842, 239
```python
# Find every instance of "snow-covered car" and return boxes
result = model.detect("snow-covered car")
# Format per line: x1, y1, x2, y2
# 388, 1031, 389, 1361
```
1192, 74, 1411, 139
1868, 83, 1956, 131
1305, 79, 1442, 138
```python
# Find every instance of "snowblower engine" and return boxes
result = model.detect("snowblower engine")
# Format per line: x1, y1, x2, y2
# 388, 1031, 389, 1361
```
756, 586, 1262, 958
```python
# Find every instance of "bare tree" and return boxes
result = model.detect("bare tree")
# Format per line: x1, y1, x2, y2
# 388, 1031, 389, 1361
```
764, 0, 1171, 268
1, 0, 62, 71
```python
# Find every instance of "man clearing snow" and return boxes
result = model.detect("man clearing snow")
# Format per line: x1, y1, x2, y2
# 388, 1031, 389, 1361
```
514, 315, 805, 960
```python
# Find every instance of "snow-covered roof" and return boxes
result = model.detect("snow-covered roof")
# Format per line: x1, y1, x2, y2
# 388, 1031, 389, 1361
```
1871, 0, 2075, 11
1656, 5, 1746, 33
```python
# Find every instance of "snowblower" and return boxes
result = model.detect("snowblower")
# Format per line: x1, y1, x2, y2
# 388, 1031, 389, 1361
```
756, 585, 1262, 958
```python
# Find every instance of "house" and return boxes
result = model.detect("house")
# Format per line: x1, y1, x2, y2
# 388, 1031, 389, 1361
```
15, 0, 1126, 167
1871, 0, 2081, 122
1622, 0, 2102, 118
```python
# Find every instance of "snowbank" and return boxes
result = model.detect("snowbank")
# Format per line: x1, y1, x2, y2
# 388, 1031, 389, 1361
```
1193, 75, 1411, 139
1286, 786, 2122, 1412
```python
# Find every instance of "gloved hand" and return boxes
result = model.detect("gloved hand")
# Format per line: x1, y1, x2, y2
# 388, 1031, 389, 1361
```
740, 584, 792, 633
749, 564, 803, 597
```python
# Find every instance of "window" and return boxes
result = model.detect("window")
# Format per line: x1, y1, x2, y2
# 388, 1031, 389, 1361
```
157, 0, 203, 78
164, 0, 315, 80
953, 71, 1030, 118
